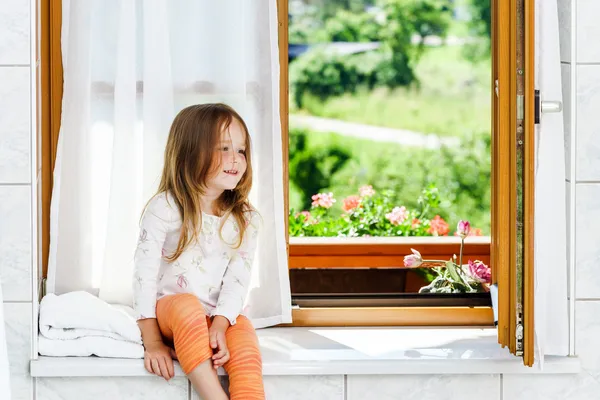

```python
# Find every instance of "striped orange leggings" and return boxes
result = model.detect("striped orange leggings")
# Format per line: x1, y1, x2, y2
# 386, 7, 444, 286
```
156, 294, 264, 399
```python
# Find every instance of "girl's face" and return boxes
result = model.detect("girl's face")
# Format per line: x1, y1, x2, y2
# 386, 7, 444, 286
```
206, 118, 248, 192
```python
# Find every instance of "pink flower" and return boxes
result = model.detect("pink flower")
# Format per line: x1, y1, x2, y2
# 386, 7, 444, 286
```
456, 220, 471, 238
342, 195, 361, 212
468, 260, 491, 283
296, 210, 317, 225
428, 215, 450, 236
359, 185, 376, 197
454, 227, 484, 237
385, 206, 408, 225
404, 248, 423, 268
311, 192, 336, 209
411, 218, 421, 229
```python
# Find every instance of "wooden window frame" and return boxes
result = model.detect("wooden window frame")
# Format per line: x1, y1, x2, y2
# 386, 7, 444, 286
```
278, 1, 494, 328
40, 0, 534, 363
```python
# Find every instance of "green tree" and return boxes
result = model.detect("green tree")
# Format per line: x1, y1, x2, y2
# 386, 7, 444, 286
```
289, 129, 352, 210
324, 10, 381, 42
469, 0, 491, 39
378, 0, 453, 87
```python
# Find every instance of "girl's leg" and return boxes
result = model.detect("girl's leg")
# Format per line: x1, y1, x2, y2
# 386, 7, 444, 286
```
156, 294, 227, 400
222, 316, 265, 400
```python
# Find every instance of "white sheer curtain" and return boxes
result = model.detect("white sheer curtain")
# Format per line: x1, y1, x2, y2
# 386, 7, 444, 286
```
48, 0, 292, 329
534, 0, 569, 360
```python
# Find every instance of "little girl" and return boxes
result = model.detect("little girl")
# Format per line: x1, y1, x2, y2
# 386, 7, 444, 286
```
133, 103, 264, 399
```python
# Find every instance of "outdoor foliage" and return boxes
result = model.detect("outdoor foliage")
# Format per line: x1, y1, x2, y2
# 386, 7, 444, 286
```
289, 184, 485, 238
289, 129, 352, 210
324, 10, 381, 42
289, 0, 457, 106
288, 127, 491, 232
288, 0, 493, 238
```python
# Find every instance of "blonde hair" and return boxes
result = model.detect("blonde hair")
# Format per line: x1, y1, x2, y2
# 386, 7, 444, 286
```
148, 103, 254, 262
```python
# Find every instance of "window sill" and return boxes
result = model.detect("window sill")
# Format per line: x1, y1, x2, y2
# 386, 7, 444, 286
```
30, 327, 580, 377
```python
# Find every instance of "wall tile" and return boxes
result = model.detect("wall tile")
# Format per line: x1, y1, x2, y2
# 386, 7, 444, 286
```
576, 65, 600, 181
5, 303, 32, 400
0, 186, 31, 302
577, 0, 600, 63
557, 0, 571, 63
561, 63, 571, 180
263, 375, 344, 400
575, 184, 600, 299
0, 0, 30, 65
0, 67, 30, 184
502, 374, 600, 400
36, 377, 188, 400
575, 300, 600, 378
347, 375, 500, 400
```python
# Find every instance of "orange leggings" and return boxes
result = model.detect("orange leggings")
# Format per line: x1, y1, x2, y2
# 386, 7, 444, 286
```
156, 294, 264, 399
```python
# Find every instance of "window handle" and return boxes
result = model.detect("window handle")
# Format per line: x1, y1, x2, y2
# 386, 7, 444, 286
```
534, 89, 562, 124
541, 100, 562, 113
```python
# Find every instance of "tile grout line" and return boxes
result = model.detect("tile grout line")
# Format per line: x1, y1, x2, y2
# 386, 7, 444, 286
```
344, 375, 348, 400
0, 182, 32, 186
2, 301, 34, 304
500, 374, 503, 400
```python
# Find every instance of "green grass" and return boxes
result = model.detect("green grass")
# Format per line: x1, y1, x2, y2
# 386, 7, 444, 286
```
291, 46, 491, 137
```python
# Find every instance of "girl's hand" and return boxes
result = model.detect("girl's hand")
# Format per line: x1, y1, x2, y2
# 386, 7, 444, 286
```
209, 316, 231, 369
143, 340, 175, 381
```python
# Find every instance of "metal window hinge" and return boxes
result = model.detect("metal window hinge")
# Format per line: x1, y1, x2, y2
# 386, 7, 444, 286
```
516, 302, 524, 356
517, 95, 524, 121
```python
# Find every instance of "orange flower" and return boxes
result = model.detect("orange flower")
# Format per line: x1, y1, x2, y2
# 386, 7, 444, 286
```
428, 215, 449, 236
342, 195, 361, 212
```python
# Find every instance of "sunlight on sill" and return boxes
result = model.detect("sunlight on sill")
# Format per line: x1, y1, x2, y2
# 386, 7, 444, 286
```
31, 327, 579, 378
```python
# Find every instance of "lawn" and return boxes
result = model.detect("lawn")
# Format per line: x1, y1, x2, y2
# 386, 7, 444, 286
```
290, 46, 492, 137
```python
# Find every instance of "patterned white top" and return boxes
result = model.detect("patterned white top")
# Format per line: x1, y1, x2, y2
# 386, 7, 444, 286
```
133, 192, 260, 325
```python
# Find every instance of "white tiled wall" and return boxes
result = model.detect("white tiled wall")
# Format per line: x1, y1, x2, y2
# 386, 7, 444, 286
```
2, 1, 600, 399
1, 1, 34, 400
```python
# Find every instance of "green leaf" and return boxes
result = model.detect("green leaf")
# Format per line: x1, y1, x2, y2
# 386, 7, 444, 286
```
445, 260, 466, 285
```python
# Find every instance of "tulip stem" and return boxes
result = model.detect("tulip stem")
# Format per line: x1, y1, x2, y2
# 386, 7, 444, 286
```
422, 259, 453, 264
459, 238, 464, 269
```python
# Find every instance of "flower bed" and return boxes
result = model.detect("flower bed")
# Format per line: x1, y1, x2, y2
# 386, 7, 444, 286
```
289, 185, 490, 293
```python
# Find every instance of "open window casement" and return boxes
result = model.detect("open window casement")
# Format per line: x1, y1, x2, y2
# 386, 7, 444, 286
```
492, 0, 569, 367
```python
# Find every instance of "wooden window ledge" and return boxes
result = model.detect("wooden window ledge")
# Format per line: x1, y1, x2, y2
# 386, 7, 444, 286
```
31, 327, 579, 377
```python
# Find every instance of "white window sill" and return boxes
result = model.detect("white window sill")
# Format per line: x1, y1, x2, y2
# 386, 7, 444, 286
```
30, 327, 580, 377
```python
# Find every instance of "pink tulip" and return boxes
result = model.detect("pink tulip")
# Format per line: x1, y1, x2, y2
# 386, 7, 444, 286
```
311, 192, 336, 209
404, 248, 423, 268
386, 206, 408, 225
468, 260, 491, 284
456, 220, 471, 238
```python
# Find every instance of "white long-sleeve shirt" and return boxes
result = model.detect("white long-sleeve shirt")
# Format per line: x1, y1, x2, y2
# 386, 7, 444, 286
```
133, 192, 260, 325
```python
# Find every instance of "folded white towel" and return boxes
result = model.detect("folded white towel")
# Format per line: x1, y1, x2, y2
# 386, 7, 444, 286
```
38, 335, 144, 358
38, 291, 144, 358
